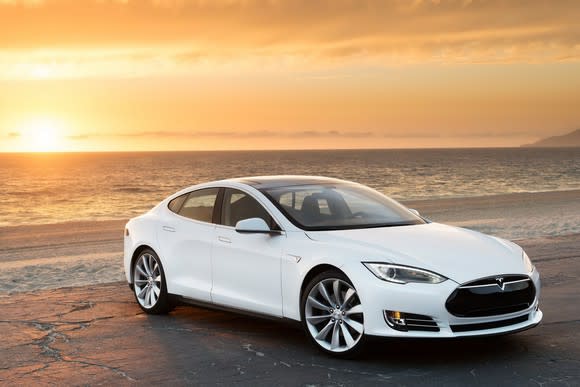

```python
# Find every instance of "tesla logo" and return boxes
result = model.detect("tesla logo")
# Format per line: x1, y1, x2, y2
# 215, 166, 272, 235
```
495, 277, 505, 291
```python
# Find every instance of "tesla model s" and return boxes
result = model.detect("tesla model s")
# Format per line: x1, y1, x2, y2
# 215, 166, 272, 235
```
123, 176, 541, 356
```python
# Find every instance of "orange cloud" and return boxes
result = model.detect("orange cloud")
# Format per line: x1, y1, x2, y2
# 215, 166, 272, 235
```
0, 0, 578, 76
65, 130, 375, 140
1, 1, 579, 151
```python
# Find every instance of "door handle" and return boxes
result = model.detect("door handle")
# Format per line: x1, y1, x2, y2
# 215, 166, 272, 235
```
218, 236, 232, 244
162, 226, 176, 232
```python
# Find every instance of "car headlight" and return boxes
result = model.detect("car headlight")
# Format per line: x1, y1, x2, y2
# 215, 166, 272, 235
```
523, 250, 535, 273
363, 262, 447, 284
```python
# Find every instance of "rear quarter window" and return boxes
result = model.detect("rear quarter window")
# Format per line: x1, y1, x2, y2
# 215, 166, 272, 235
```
178, 188, 219, 223
168, 194, 187, 213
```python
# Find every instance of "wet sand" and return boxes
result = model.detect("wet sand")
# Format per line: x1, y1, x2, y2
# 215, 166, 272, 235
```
406, 189, 580, 239
0, 220, 126, 293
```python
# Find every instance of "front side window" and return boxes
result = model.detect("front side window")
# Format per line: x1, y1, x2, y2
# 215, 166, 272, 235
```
221, 188, 276, 228
262, 183, 424, 231
177, 188, 219, 223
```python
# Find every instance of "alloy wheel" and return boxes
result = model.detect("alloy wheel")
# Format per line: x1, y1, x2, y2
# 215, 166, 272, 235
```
305, 278, 364, 352
134, 252, 162, 309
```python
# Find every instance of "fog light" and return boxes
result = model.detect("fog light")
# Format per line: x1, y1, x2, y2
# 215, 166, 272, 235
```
384, 310, 407, 331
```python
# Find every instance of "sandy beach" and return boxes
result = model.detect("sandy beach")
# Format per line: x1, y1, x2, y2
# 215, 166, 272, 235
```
1, 189, 579, 294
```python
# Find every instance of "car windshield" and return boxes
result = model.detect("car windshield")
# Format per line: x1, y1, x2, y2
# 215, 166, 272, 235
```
261, 182, 425, 231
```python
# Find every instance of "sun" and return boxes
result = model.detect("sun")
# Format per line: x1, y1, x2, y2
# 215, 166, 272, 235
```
17, 118, 67, 152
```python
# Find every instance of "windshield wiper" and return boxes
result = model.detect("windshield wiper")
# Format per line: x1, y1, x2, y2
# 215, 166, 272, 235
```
306, 221, 422, 231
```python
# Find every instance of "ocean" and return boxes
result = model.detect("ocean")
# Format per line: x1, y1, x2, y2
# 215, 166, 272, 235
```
1, 148, 579, 227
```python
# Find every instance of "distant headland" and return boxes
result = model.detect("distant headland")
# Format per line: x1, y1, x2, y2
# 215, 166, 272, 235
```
523, 129, 580, 147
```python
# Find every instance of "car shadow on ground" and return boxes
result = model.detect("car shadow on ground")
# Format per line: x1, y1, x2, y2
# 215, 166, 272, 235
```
361, 335, 529, 364
152, 304, 535, 368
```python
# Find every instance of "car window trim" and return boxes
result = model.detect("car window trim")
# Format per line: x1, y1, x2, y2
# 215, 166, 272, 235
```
212, 187, 225, 224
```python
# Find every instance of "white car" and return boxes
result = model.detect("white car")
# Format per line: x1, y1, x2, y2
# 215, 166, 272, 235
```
124, 176, 542, 356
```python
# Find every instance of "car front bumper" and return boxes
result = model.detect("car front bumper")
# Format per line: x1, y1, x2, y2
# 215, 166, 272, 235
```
350, 266, 542, 338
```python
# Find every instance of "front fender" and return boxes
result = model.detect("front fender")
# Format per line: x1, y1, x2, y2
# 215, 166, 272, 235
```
281, 232, 374, 321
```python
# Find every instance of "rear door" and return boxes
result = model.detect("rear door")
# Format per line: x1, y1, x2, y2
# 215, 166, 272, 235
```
157, 187, 220, 302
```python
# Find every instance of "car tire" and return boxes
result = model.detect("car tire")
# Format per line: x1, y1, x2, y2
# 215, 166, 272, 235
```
132, 248, 173, 314
301, 269, 366, 357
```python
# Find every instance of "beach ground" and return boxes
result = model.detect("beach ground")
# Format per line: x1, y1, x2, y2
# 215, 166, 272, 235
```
1, 190, 579, 385
0, 233, 579, 385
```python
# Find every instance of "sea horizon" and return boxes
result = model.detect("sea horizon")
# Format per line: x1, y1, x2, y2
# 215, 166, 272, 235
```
1, 145, 579, 155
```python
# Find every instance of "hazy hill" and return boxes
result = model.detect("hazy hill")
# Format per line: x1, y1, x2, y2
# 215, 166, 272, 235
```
523, 129, 580, 147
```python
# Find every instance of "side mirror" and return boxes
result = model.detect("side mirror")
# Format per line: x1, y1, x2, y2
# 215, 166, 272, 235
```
235, 218, 275, 234
408, 208, 420, 217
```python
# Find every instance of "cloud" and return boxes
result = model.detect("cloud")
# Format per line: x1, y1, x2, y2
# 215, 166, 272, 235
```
66, 134, 89, 140
66, 128, 534, 140
0, 0, 579, 67
380, 129, 546, 139
0, 0, 44, 6
67, 130, 376, 140
0, 131, 20, 138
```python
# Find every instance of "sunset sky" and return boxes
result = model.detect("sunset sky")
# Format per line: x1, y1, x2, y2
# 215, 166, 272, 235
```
1, 0, 579, 151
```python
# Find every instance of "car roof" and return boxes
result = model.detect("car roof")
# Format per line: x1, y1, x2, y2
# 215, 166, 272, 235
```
228, 175, 349, 190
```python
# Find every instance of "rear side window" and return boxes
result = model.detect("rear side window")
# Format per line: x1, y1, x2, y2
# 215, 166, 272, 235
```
168, 194, 187, 213
178, 188, 219, 223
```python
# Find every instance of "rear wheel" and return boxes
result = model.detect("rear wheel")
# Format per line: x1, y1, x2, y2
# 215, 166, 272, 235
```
301, 270, 365, 357
133, 249, 172, 314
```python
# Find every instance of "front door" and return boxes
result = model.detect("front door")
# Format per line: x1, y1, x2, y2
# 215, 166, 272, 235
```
211, 188, 285, 316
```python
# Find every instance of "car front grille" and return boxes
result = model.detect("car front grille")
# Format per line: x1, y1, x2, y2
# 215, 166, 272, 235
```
446, 275, 535, 317
450, 314, 529, 333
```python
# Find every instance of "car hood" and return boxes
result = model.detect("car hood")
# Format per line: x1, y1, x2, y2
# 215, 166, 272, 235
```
305, 223, 525, 284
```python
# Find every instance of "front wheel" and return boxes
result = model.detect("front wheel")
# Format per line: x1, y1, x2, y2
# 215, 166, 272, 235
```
132, 249, 172, 314
301, 270, 366, 357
